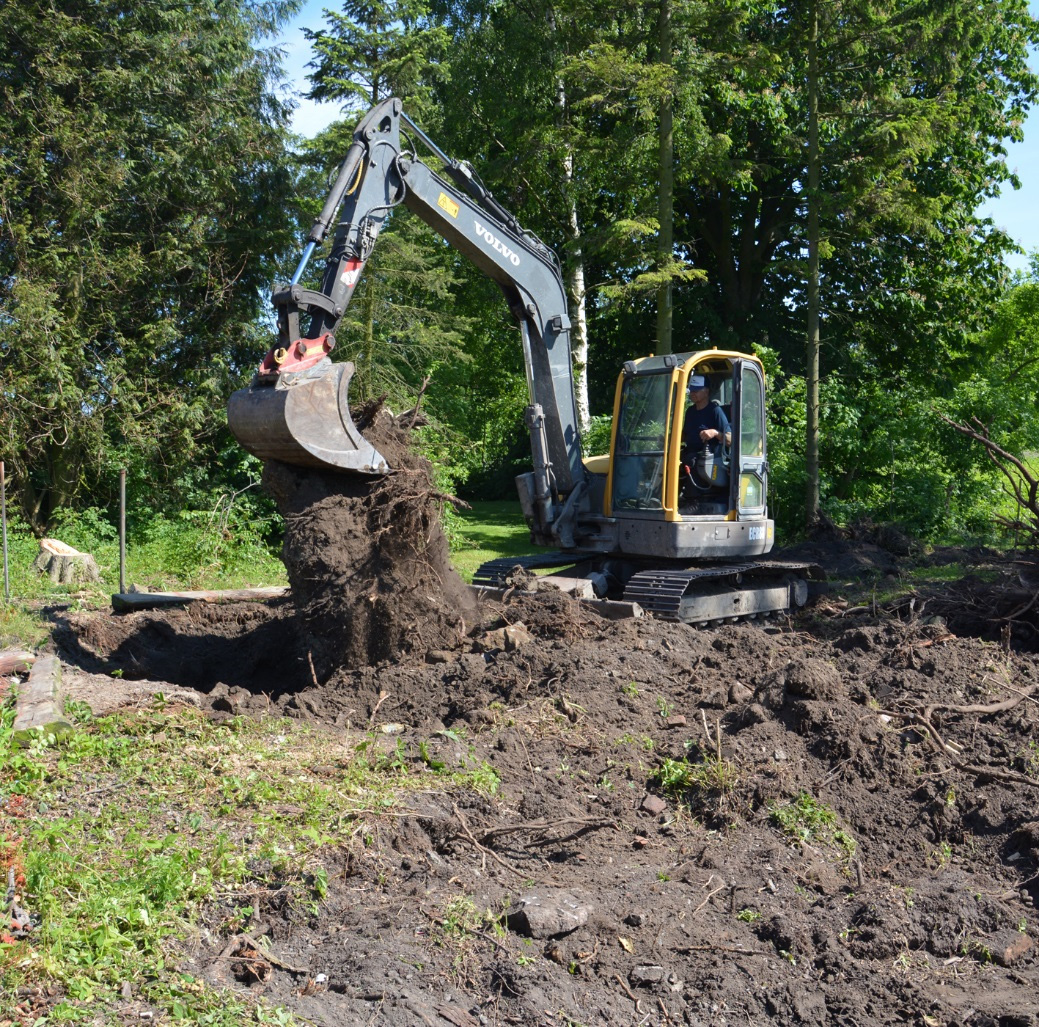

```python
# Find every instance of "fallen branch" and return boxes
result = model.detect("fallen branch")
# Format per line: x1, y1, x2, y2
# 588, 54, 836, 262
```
936, 411, 1039, 546
674, 944, 769, 956
690, 876, 727, 917
215, 932, 308, 975
523, 820, 616, 849
478, 816, 614, 846
0, 651, 35, 677
401, 376, 430, 429
613, 972, 640, 1006
880, 688, 1039, 791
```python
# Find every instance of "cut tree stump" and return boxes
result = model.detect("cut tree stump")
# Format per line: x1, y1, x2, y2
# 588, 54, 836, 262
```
34, 538, 100, 585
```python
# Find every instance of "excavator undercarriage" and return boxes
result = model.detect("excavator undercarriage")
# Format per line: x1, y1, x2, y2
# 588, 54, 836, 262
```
472, 553, 823, 626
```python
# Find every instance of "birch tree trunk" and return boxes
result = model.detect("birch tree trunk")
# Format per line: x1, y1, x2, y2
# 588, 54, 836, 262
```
656, 0, 674, 355
549, 5, 591, 430
562, 130, 591, 432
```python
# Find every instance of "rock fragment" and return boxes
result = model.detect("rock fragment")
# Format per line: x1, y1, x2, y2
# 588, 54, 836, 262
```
641, 794, 667, 815
987, 930, 1033, 967
506, 893, 591, 939
630, 964, 665, 986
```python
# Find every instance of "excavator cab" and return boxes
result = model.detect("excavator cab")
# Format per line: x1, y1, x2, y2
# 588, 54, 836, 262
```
601, 350, 772, 556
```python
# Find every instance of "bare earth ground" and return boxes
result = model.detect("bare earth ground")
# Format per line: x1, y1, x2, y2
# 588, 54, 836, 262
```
47, 538, 1039, 1027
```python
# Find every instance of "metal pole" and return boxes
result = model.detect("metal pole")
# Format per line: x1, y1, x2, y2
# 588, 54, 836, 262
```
1, 461, 9, 603
119, 468, 126, 595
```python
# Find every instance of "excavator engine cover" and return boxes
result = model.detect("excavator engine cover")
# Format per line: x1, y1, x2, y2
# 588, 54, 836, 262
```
227, 361, 389, 474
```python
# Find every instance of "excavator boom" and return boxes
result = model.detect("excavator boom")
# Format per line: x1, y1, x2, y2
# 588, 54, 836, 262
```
228, 98, 585, 545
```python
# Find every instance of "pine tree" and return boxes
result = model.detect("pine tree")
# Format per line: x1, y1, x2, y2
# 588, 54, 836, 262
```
0, 0, 299, 530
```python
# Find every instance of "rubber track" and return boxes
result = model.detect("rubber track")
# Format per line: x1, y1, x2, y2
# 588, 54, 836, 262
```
623, 560, 818, 622
623, 564, 760, 620
472, 552, 578, 588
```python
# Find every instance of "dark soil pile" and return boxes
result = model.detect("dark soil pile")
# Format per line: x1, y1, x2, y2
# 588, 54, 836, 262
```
52, 544, 1039, 1027
261, 418, 477, 676
893, 555, 1039, 650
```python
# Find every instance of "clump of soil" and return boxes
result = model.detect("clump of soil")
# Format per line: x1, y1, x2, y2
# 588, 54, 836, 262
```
262, 417, 477, 675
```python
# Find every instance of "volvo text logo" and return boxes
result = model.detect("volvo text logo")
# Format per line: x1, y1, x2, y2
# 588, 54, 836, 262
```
474, 221, 521, 266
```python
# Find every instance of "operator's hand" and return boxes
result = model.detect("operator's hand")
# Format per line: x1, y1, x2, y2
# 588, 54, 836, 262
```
699, 428, 721, 443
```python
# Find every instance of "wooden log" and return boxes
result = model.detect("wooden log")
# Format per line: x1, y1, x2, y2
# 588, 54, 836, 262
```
12, 655, 73, 746
111, 586, 289, 613
34, 538, 100, 585
0, 649, 36, 676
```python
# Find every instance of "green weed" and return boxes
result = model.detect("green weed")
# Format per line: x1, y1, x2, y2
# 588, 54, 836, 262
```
769, 792, 857, 859
616, 732, 654, 751
658, 754, 739, 796
656, 752, 741, 822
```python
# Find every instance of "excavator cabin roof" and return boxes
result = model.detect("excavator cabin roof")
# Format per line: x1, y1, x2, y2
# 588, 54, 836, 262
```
622, 349, 765, 381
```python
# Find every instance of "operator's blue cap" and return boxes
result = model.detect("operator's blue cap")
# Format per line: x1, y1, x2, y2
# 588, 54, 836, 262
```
688, 374, 710, 391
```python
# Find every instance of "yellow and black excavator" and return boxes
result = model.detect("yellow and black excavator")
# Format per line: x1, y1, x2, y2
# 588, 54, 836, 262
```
228, 98, 818, 624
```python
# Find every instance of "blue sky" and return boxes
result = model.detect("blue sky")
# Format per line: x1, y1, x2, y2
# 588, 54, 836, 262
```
278, 2, 1039, 273
978, 133, 1039, 273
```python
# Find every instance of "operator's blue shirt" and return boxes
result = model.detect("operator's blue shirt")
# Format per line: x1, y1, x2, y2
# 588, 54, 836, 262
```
682, 401, 730, 458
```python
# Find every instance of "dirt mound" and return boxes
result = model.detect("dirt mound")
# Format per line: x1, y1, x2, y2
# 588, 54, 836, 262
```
261, 419, 477, 675
891, 555, 1039, 650
55, 585, 1039, 1026
45, 538, 1039, 1025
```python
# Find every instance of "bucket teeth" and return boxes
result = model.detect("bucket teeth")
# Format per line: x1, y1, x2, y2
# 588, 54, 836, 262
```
227, 361, 389, 474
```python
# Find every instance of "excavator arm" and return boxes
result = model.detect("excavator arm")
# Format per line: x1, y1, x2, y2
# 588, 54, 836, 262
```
228, 98, 586, 545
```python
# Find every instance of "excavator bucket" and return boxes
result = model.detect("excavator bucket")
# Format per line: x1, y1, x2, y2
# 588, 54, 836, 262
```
227, 361, 390, 475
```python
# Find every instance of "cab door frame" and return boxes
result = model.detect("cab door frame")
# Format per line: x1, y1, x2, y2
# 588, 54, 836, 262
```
730, 359, 768, 519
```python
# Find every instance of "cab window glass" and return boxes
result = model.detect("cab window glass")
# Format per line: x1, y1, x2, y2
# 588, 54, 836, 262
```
611, 374, 672, 510
740, 367, 764, 458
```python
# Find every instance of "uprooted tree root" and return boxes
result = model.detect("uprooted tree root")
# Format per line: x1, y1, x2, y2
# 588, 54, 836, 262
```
892, 561, 1039, 649
262, 422, 477, 674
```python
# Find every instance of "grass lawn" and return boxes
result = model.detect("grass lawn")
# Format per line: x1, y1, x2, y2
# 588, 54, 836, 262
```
449, 500, 537, 581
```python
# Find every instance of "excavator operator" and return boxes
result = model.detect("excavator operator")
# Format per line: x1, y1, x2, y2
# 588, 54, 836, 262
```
680, 372, 731, 507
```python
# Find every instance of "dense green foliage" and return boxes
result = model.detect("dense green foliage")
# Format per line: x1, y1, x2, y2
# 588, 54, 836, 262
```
299, 0, 1039, 541
2, 0, 1038, 549
0, 0, 300, 533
